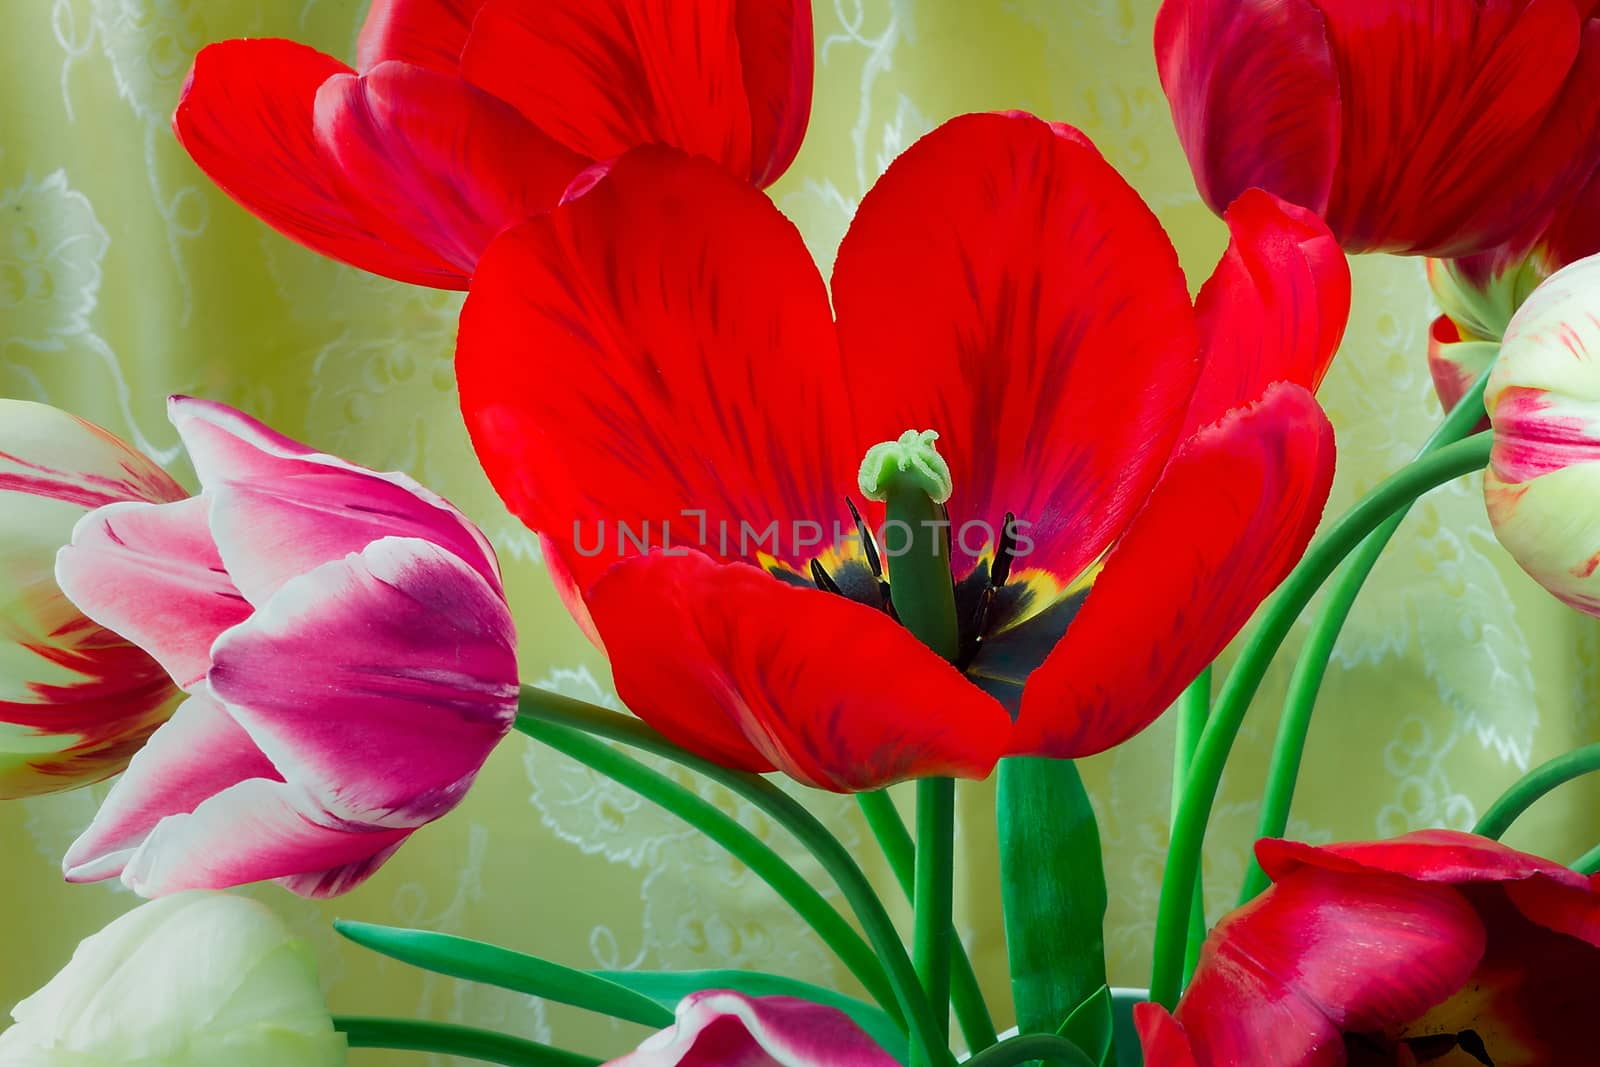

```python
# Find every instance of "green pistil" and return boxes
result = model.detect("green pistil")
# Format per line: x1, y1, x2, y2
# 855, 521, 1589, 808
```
858, 429, 959, 661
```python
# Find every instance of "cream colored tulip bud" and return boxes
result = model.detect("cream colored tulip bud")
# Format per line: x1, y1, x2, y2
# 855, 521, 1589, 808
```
0, 891, 345, 1066
1485, 252, 1600, 615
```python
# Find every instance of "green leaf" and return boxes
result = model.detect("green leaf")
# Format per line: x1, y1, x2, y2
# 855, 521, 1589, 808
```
996, 758, 1109, 1038
334, 1015, 601, 1067
334, 921, 675, 1029
594, 968, 911, 1064
1056, 986, 1113, 1067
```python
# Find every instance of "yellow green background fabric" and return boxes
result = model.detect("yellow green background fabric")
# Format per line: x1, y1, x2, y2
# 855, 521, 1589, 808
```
3, 0, 1598, 1062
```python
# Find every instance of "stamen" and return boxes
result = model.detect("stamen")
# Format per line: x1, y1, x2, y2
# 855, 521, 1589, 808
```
845, 497, 883, 577
810, 558, 843, 596
991, 511, 1018, 588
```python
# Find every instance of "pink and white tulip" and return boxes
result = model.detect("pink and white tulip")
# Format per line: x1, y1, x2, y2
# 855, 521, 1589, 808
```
55, 397, 518, 898
1484, 252, 1600, 616
0, 400, 186, 799
605, 992, 898, 1067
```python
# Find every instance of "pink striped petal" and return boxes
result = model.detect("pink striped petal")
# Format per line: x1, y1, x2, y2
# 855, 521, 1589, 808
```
605, 992, 899, 1067
55, 497, 251, 690
63, 690, 279, 883
167, 396, 501, 604
119, 776, 411, 898
206, 536, 517, 828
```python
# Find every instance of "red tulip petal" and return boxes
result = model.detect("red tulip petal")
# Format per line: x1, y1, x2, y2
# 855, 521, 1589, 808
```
1503, 872, 1600, 949
1012, 383, 1334, 757
1257, 829, 1591, 890
356, 0, 486, 72
457, 148, 852, 593
62, 691, 279, 884
461, 0, 762, 183
173, 39, 462, 288
832, 112, 1201, 586
1180, 189, 1351, 438
1318, 0, 1600, 256
1154, 0, 1339, 218
1177, 866, 1485, 1067
1134, 1004, 1201, 1067
55, 497, 252, 691
207, 537, 517, 828
585, 551, 1011, 792
1537, 162, 1600, 272
734, 0, 813, 186
313, 61, 589, 278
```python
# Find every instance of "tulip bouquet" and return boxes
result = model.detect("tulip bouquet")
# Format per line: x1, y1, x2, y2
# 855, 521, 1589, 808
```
7, 1, 1600, 1066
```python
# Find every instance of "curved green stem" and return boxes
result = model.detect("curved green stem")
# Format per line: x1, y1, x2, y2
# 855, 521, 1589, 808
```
857, 790, 999, 1052
1239, 370, 1493, 905
517, 717, 898, 1019
333, 1016, 600, 1067
1573, 841, 1600, 875
1473, 742, 1600, 839
960, 1033, 1096, 1067
911, 778, 955, 1067
516, 688, 950, 1067
1149, 431, 1495, 1009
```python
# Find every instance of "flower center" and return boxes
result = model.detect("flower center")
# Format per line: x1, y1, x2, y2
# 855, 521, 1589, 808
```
1345, 1029, 1496, 1066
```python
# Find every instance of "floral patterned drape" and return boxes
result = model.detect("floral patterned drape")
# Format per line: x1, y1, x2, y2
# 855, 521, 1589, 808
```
4, 1, 1598, 1063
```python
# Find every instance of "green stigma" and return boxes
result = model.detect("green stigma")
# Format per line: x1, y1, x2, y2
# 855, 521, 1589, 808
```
858, 429, 953, 504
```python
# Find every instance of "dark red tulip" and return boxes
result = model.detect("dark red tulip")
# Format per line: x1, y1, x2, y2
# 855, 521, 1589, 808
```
1138, 830, 1600, 1066
1156, 0, 1600, 257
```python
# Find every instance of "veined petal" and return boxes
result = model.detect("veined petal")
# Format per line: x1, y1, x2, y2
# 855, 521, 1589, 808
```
119, 776, 411, 898
1318, 0, 1599, 255
457, 148, 851, 592
461, 0, 766, 183
606, 991, 899, 1067
1154, 0, 1339, 218
1180, 189, 1351, 438
173, 40, 463, 288
585, 551, 1010, 792
1013, 383, 1335, 757
167, 396, 501, 606
55, 497, 251, 691
357, 0, 486, 72
207, 537, 517, 828
63, 690, 279, 884
1175, 865, 1484, 1066
832, 112, 1202, 586
313, 62, 588, 278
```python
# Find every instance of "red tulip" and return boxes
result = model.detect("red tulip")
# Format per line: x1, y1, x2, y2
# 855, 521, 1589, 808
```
1137, 830, 1600, 1066
173, 0, 813, 289
456, 111, 1347, 791
1155, 0, 1600, 257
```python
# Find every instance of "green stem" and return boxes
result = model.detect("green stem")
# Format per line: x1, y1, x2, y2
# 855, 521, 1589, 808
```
1473, 742, 1600, 839
1149, 431, 1495, 1009
856, 790, 999, 1052
911, 778, 955, 1066
333, 1016, 600, 1067
516, 717, 897, 1018
960, 1033, 1096, 1067
1171, 668, 1211, 984
1573, 841, 1600, 875
515, 688, 950, 1067
1239, 370, 1493, 905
